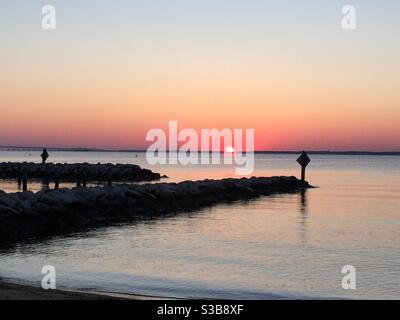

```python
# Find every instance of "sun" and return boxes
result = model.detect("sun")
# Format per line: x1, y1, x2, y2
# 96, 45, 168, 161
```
225, 146, 234, 153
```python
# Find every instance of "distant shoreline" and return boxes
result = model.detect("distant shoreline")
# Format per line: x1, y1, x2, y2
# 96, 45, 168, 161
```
0, 146, 399, 156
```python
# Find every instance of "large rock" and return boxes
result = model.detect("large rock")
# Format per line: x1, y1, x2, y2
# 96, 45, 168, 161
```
0, 162, 163, 182
0, 176, 311, 244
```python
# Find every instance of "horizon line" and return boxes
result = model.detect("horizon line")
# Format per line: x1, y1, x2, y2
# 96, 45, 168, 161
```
0, 146, 400, 155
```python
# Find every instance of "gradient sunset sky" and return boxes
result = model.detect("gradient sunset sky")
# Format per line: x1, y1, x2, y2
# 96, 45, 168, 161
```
0, 0, 399, 151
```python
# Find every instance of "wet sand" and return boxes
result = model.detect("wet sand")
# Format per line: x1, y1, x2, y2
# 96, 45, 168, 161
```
0, 280, 171, 300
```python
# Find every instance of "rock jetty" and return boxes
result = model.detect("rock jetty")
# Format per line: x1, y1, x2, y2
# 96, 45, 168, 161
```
0, 162, 163, 182
0, 176, 310, 244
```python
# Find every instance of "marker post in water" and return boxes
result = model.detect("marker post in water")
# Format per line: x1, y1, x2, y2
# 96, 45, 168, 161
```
297, 151, 311, 181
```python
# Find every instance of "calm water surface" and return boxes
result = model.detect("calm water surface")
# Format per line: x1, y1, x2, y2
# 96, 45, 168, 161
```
0, 151, 399, 299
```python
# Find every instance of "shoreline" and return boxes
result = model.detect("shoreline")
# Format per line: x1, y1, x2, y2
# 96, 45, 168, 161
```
0, 279, 174, 300
0, 279, 344, 300
0, 175, 310, 300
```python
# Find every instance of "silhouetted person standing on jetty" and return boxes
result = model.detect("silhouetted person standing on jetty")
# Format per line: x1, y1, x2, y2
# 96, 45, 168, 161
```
41, 148, 49, 164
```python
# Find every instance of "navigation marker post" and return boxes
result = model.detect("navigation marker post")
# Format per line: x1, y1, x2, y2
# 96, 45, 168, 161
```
297, 151, 311, 181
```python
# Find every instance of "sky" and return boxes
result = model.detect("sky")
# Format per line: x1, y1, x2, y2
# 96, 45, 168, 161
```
0, 0, 399, 151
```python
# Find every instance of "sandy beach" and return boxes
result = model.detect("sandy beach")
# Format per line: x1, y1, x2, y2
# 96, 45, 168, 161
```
0, 280, 115, 300
0, 280, 171, 300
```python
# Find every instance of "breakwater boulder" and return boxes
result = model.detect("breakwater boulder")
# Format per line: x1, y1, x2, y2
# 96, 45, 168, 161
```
0, 176, 311, 244
0, 162, 163, 182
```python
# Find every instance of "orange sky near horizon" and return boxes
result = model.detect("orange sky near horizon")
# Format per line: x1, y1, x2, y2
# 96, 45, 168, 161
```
0, 1, 399, 151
